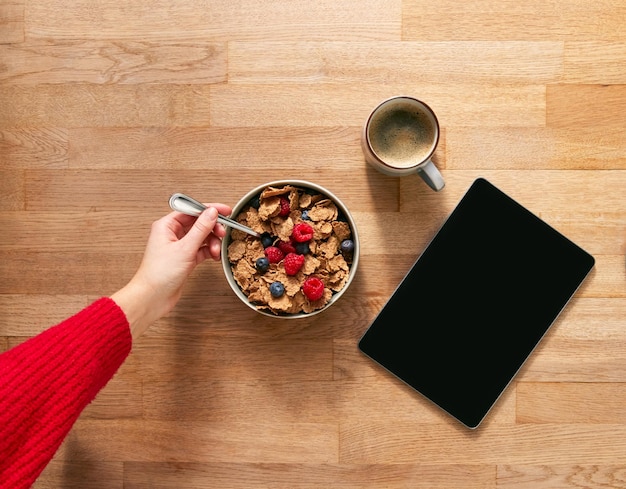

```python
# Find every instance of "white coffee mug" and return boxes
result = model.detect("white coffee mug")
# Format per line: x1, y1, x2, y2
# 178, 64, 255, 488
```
362, 96, 445, 191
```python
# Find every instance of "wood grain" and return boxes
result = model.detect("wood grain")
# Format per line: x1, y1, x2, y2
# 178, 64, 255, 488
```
0, 41, 227, 85
0, 0, 23, 43
402, 0, 626, 41
1, 0, 625, 487
25, 0, 401, 41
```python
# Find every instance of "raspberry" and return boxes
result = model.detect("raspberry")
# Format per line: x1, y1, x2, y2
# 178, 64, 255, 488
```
302, 277, 325, 301
277, 240, 296, 255
279, 197, 290, 217
265, 246, 284, 264
283, 252, 305, 275
292, 222, 314, 242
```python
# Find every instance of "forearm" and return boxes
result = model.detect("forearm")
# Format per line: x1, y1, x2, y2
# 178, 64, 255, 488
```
111, 280, 163, 340
0, 298, 132, 488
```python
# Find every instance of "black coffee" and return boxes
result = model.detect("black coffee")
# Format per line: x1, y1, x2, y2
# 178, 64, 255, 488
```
368, 102, 437, 168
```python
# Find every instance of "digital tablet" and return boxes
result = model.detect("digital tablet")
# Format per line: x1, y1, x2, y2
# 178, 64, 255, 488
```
358, 178, 595, 429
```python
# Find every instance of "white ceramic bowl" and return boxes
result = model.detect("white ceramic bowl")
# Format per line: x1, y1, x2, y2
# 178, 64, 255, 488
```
221, 180, 359, 319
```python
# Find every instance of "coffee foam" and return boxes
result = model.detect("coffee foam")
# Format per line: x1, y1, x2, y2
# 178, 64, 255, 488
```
368, 103, 437, 168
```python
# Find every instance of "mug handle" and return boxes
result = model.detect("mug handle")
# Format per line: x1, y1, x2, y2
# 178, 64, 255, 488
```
417, 160, 445, 192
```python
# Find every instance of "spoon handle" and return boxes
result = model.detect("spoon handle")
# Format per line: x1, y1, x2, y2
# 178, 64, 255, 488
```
168, 193, 261, 238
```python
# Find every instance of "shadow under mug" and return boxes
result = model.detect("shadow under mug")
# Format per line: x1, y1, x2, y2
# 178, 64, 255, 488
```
362, 96, 445, 191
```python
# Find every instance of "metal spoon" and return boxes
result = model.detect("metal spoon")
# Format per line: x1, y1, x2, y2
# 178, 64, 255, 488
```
169, 192, 261, 238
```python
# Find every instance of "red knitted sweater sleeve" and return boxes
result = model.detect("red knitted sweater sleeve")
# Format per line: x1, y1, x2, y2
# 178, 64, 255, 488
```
0, 297, 132, 489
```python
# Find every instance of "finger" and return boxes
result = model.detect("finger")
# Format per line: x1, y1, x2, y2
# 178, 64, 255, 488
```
199, 203, 233, 239
206, 234, 223, 260
171, 204, 231, 234
181, 206, 219, 251
202, 203, 231, 238
204, 203, 232, 217
168, 210, 200, 226
150, 212, 185, 242
211, 222, 227, 238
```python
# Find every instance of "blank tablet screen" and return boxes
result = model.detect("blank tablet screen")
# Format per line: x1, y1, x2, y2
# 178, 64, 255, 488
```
358, 178, 595, 428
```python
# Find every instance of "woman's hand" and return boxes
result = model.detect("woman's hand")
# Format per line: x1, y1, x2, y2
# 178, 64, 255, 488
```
111, 203, 232, 339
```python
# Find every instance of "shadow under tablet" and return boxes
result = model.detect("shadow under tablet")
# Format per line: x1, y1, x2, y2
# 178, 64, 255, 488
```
358, 178, 595, 429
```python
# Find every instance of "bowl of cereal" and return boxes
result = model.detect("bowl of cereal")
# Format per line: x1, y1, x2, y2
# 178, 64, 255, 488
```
222, 180, 359, 318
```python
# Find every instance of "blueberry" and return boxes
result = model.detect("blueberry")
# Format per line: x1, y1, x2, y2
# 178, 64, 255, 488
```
295, 241, 309, 255
261, 233, 274, 248
248, 194, 261, 209
340, 239, 354, 253
255, 257, 270, 274
301, 210, 310, 221
269, 281, 285, 297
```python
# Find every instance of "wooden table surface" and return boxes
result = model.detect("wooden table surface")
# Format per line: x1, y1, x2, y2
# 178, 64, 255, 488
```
2, 0, 626, 487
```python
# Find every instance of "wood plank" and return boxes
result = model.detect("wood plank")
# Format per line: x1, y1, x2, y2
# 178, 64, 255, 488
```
446, 127, 626, 170
497, 464, 626, 488
516, 382, 626, 424
34, 460, 123, 489
0, 251, 143, 295
229, 41, 563, 84
586, 255, 626, 298
521, 335, 626, 382
547, 84, 626, 129
340, 422, 626, 464
0, 212, 156, 253
0, 85, 212, 127
402, 0, 626, 41
134, 335, 333, 382
399, 170, 626, 218
0, 128, 68, 169
553, 297, 626, 339
26, 0, 401, 41
0, 41, 227, 85
0, 169, 24, 210
564, 42, 626, 83
140, 378, 513, 426
81, 376, 143, 420
67, 127, 363, 170
56, 419, 339, 463
336, 374, 516, 425
123, 462, 496, 489
142, 380, 341, 422
0, 0, 23, 43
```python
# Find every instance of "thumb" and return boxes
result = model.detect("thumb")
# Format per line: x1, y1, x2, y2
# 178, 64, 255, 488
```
182, 206, 219, 251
